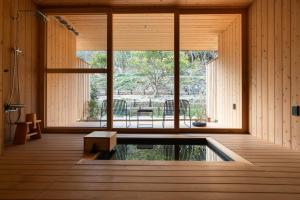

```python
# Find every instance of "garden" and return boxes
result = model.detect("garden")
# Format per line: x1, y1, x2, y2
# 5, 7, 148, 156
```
76, 50, 217, 123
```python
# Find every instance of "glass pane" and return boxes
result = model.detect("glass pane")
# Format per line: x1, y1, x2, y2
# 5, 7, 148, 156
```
180, 14, 242, 128
46, 73, 107, 127
113, 14, 174, 128
47, 15, 107, 68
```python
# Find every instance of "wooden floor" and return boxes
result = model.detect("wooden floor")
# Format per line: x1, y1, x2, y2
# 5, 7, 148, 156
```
1, 133, 300, 200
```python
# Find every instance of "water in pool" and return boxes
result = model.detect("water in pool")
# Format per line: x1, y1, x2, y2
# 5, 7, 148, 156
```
98, 144, 226, 161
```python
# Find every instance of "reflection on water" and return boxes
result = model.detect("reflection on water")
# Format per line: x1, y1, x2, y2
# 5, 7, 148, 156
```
100, 144, 224, 161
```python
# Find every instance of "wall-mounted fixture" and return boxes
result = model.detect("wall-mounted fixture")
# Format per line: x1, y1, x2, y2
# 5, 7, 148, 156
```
16, 9, 48, 22
4, 104, 24, 112
55, 16, 79, 36
292, 105, 300, 116
233, 104, 237, 110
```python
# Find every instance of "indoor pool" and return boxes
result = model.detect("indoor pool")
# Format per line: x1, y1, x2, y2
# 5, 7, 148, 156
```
97, 138, 232, 161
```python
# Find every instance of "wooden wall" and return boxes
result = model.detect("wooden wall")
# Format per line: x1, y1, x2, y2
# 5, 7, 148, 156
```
47, 16, 77, 69
76, 59, 90, 121
206, 59, 218, 122
206, 16, 242, 128
0, 0, 4, 155
46, 16, 90, 127
248, 0, 300, 150
0, 0, 40, 154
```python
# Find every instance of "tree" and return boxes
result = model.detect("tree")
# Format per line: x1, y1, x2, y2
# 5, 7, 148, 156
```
90, 52, 107, 68
128, 51, 174, 97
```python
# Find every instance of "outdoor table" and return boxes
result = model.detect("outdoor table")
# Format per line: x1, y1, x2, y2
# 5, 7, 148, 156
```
137, 108, 154, 128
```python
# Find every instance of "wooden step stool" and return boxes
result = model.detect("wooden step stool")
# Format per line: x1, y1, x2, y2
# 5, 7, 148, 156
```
14, 113, 42, 145
84, 131, 117, 153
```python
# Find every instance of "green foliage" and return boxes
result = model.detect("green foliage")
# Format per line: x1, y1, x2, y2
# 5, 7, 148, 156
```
88, 99, 101, 120
114, 73, 144, 91
78, 50, 217, 120
124, 51, 174, 96
192, 105, 206, 121
90, 74, 107, 99
88, 73, 106, 120
77, 51, 107, 68
114, 51, 133, 72
91, 53, 107, 68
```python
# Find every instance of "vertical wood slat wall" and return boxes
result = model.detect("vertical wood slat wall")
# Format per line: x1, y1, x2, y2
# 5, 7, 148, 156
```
0, 0, 4, 154
46, 17, 90, 127
206, 59, 217, 122
206, 16, 242, 128
0, 0, 40, 155
248, 0, 300, 150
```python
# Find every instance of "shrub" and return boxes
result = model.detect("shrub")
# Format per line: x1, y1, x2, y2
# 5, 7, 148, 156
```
88, 99, 101, 120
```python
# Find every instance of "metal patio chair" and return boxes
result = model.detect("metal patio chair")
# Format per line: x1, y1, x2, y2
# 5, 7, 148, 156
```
162, 99, 191, 128
100, 99, 131, 127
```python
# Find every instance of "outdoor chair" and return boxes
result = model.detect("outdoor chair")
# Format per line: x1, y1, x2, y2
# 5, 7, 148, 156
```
162, 99, 191, 128
100, 99, 131, 127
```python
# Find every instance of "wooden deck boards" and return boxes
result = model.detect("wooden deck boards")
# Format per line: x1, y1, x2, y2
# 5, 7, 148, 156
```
0, 133, 300, 200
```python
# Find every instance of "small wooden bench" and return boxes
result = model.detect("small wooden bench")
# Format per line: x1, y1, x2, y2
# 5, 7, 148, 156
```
84, 131, 117, 153
14, 113, 42, 145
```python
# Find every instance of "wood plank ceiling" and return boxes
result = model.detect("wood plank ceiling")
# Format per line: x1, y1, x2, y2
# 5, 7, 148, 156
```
34, 0, 253, 7
62, 14, 240, 50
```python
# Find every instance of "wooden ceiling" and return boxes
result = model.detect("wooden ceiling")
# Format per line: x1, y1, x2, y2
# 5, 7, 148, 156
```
63, 14, 240, 51
180, 14, 240, 50
35, 0, 253, 7
63, 15, 107, 51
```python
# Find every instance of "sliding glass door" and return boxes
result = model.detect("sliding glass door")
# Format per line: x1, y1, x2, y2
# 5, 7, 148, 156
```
44, 11, 243, 131
112, 14, 174, 128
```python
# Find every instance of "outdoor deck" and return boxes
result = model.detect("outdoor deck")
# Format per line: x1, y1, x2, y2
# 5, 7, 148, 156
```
73, 120, 223, 128
0, 133, 300, 199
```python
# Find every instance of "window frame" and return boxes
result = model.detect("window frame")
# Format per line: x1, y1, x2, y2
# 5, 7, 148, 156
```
42, 7, 248, 134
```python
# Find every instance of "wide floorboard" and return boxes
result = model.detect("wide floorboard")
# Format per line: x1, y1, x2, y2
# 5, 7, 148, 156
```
0, 133, 300, 200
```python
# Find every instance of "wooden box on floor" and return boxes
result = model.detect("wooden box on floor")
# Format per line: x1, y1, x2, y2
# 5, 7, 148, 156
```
84, 131, 117, 153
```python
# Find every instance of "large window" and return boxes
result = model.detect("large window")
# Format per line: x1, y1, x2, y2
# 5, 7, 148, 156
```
45, 12, 243, 131
113, 14, 174, 128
